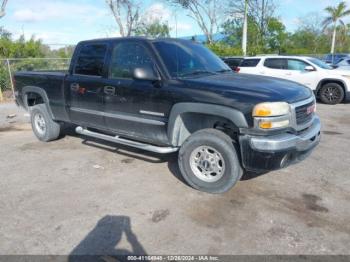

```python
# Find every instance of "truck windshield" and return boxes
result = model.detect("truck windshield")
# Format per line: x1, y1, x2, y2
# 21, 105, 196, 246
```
153, 41, 231, 78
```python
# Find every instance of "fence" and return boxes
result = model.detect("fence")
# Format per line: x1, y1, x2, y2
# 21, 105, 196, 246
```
0, 58, 70, 102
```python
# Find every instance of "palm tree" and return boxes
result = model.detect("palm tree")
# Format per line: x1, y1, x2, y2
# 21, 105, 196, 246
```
323, 1, 350, 57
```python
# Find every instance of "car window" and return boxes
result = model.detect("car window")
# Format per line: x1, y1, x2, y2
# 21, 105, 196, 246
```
264, 58, 287, 69
308, 58, 333, 69
240, 59, 260, 67
74, 44, 107, 76
109, 42, 154, 79
338, 59, 350, 66
287, 59, 309, 70
337, 59, 347, 66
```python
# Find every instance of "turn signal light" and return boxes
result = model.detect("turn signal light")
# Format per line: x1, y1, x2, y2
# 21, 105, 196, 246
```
259, 120, 290, 129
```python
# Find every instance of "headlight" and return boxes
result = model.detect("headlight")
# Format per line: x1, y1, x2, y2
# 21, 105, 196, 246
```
253, 102, 291, 130
253, 102, 290, 117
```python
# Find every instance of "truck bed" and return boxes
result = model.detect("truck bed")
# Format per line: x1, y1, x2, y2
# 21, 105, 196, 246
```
14, 70, 68, 121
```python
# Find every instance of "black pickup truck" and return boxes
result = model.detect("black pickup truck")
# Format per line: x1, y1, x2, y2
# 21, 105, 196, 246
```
14, 37, 321, 193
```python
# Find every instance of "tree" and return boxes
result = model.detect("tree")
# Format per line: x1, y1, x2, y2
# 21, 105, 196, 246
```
229, 0, 277, 48
105, 0, 140, 37
323, 1, 350, 55
264, 17, 287, 53
134, 20, 170, 38
168, 0, 227, 44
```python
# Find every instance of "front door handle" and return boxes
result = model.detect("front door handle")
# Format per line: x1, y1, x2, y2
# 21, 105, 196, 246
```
104, 86, 116, 95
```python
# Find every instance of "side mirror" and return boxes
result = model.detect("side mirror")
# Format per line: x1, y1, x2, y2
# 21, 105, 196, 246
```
304, 66, 315, 72
133, 66, 160, 81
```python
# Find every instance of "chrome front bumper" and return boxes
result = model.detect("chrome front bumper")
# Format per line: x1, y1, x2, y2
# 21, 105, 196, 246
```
250, 116, 321, 152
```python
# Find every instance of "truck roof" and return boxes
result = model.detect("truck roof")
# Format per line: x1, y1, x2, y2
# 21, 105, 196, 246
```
77, 37, 193, 45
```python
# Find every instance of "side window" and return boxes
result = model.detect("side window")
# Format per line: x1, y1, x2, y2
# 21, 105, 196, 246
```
264, 58, 287, 70
287, 59, 309, 71
74, 44, 107, 76
109, 42, 154, 79
240, 59, 260, 67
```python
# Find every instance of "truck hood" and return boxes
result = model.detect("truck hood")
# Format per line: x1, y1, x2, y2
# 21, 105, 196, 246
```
182, 72, 313, 105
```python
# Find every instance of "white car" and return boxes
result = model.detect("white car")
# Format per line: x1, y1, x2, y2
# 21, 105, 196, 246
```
238, 56, 350, 104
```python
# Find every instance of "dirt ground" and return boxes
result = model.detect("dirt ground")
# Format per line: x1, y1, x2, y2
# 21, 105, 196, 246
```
0, 102, 349, 255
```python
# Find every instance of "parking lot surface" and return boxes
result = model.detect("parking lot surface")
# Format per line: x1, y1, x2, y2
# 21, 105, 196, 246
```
0, 102, 350, 255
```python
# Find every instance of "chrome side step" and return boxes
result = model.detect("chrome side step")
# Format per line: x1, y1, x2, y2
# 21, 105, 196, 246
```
75, 126, 179, 154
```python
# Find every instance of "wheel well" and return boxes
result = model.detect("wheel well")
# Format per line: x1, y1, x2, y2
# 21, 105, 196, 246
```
172, 112, 239, 146
317, 80, 346, 99
25, 92, 44, 107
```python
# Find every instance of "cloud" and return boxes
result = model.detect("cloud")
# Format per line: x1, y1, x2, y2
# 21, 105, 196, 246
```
142, 3, 172, 24
13, 9, 43, 23
141, 2, 193, 33
12, 1, 107, 24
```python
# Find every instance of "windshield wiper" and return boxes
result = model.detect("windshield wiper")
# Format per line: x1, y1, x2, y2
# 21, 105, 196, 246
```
179, 70, 216, 77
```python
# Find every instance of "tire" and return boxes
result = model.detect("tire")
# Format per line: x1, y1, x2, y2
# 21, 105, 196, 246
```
30, 104, 61, 142
178, 128, 243, 194
319, 83, 344, 105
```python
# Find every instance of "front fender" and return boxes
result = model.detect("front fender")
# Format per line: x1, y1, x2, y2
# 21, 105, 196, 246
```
167, 102, 248, 146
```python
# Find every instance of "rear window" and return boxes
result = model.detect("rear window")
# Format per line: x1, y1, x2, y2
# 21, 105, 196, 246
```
240, 59, 260, 67
74, 44, 107, 76
264, 58, 287, 69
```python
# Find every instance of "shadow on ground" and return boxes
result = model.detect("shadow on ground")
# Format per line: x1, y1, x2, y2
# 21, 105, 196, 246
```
69, 215, 147, 262
61, 125, 269, 187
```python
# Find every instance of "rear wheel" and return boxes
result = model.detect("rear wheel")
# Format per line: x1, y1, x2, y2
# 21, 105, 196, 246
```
319, 83, 344, 105
30, 104, 61, 142
178, 129, 243, 194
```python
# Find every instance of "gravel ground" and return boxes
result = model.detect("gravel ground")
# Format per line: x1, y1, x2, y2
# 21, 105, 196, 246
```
0, 102, 349, 255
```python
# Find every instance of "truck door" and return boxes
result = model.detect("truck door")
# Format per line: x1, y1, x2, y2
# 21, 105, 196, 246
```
65, 43, 108, 128
103, 40, 172, 145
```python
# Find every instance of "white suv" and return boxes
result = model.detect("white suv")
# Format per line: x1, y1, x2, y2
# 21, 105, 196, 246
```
238, 56, 350, 104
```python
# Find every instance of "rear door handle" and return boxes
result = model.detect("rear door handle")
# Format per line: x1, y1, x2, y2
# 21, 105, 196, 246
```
70, 83, 80, 91
104, 86, 116, 95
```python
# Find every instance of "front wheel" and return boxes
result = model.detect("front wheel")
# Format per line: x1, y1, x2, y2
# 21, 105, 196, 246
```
319, 83, 344, 105
30, 104, 61, 142
178, 129, 243, 194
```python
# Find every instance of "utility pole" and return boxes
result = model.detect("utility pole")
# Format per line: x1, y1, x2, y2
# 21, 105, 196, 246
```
0, 0, 8, 18
242, 0, 248, 56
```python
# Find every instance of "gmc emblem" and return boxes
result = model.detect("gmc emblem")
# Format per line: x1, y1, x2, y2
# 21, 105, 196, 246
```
306, 104, 315, 115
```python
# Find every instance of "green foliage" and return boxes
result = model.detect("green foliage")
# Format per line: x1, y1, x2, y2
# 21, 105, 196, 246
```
206, 42, 242, 56
0, 31, 46, 58
0, 28, 71, 92
134, 20, 170, 38
49, 46, 75, 58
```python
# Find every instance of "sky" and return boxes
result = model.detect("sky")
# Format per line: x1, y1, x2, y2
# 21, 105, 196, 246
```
1, 0, 350, 48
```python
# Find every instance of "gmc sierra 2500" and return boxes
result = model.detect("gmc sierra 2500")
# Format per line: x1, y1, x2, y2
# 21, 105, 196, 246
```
14, 37, 321, 193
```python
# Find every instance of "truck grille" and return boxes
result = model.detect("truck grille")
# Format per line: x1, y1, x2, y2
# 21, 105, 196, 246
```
295, 101, 315, 125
